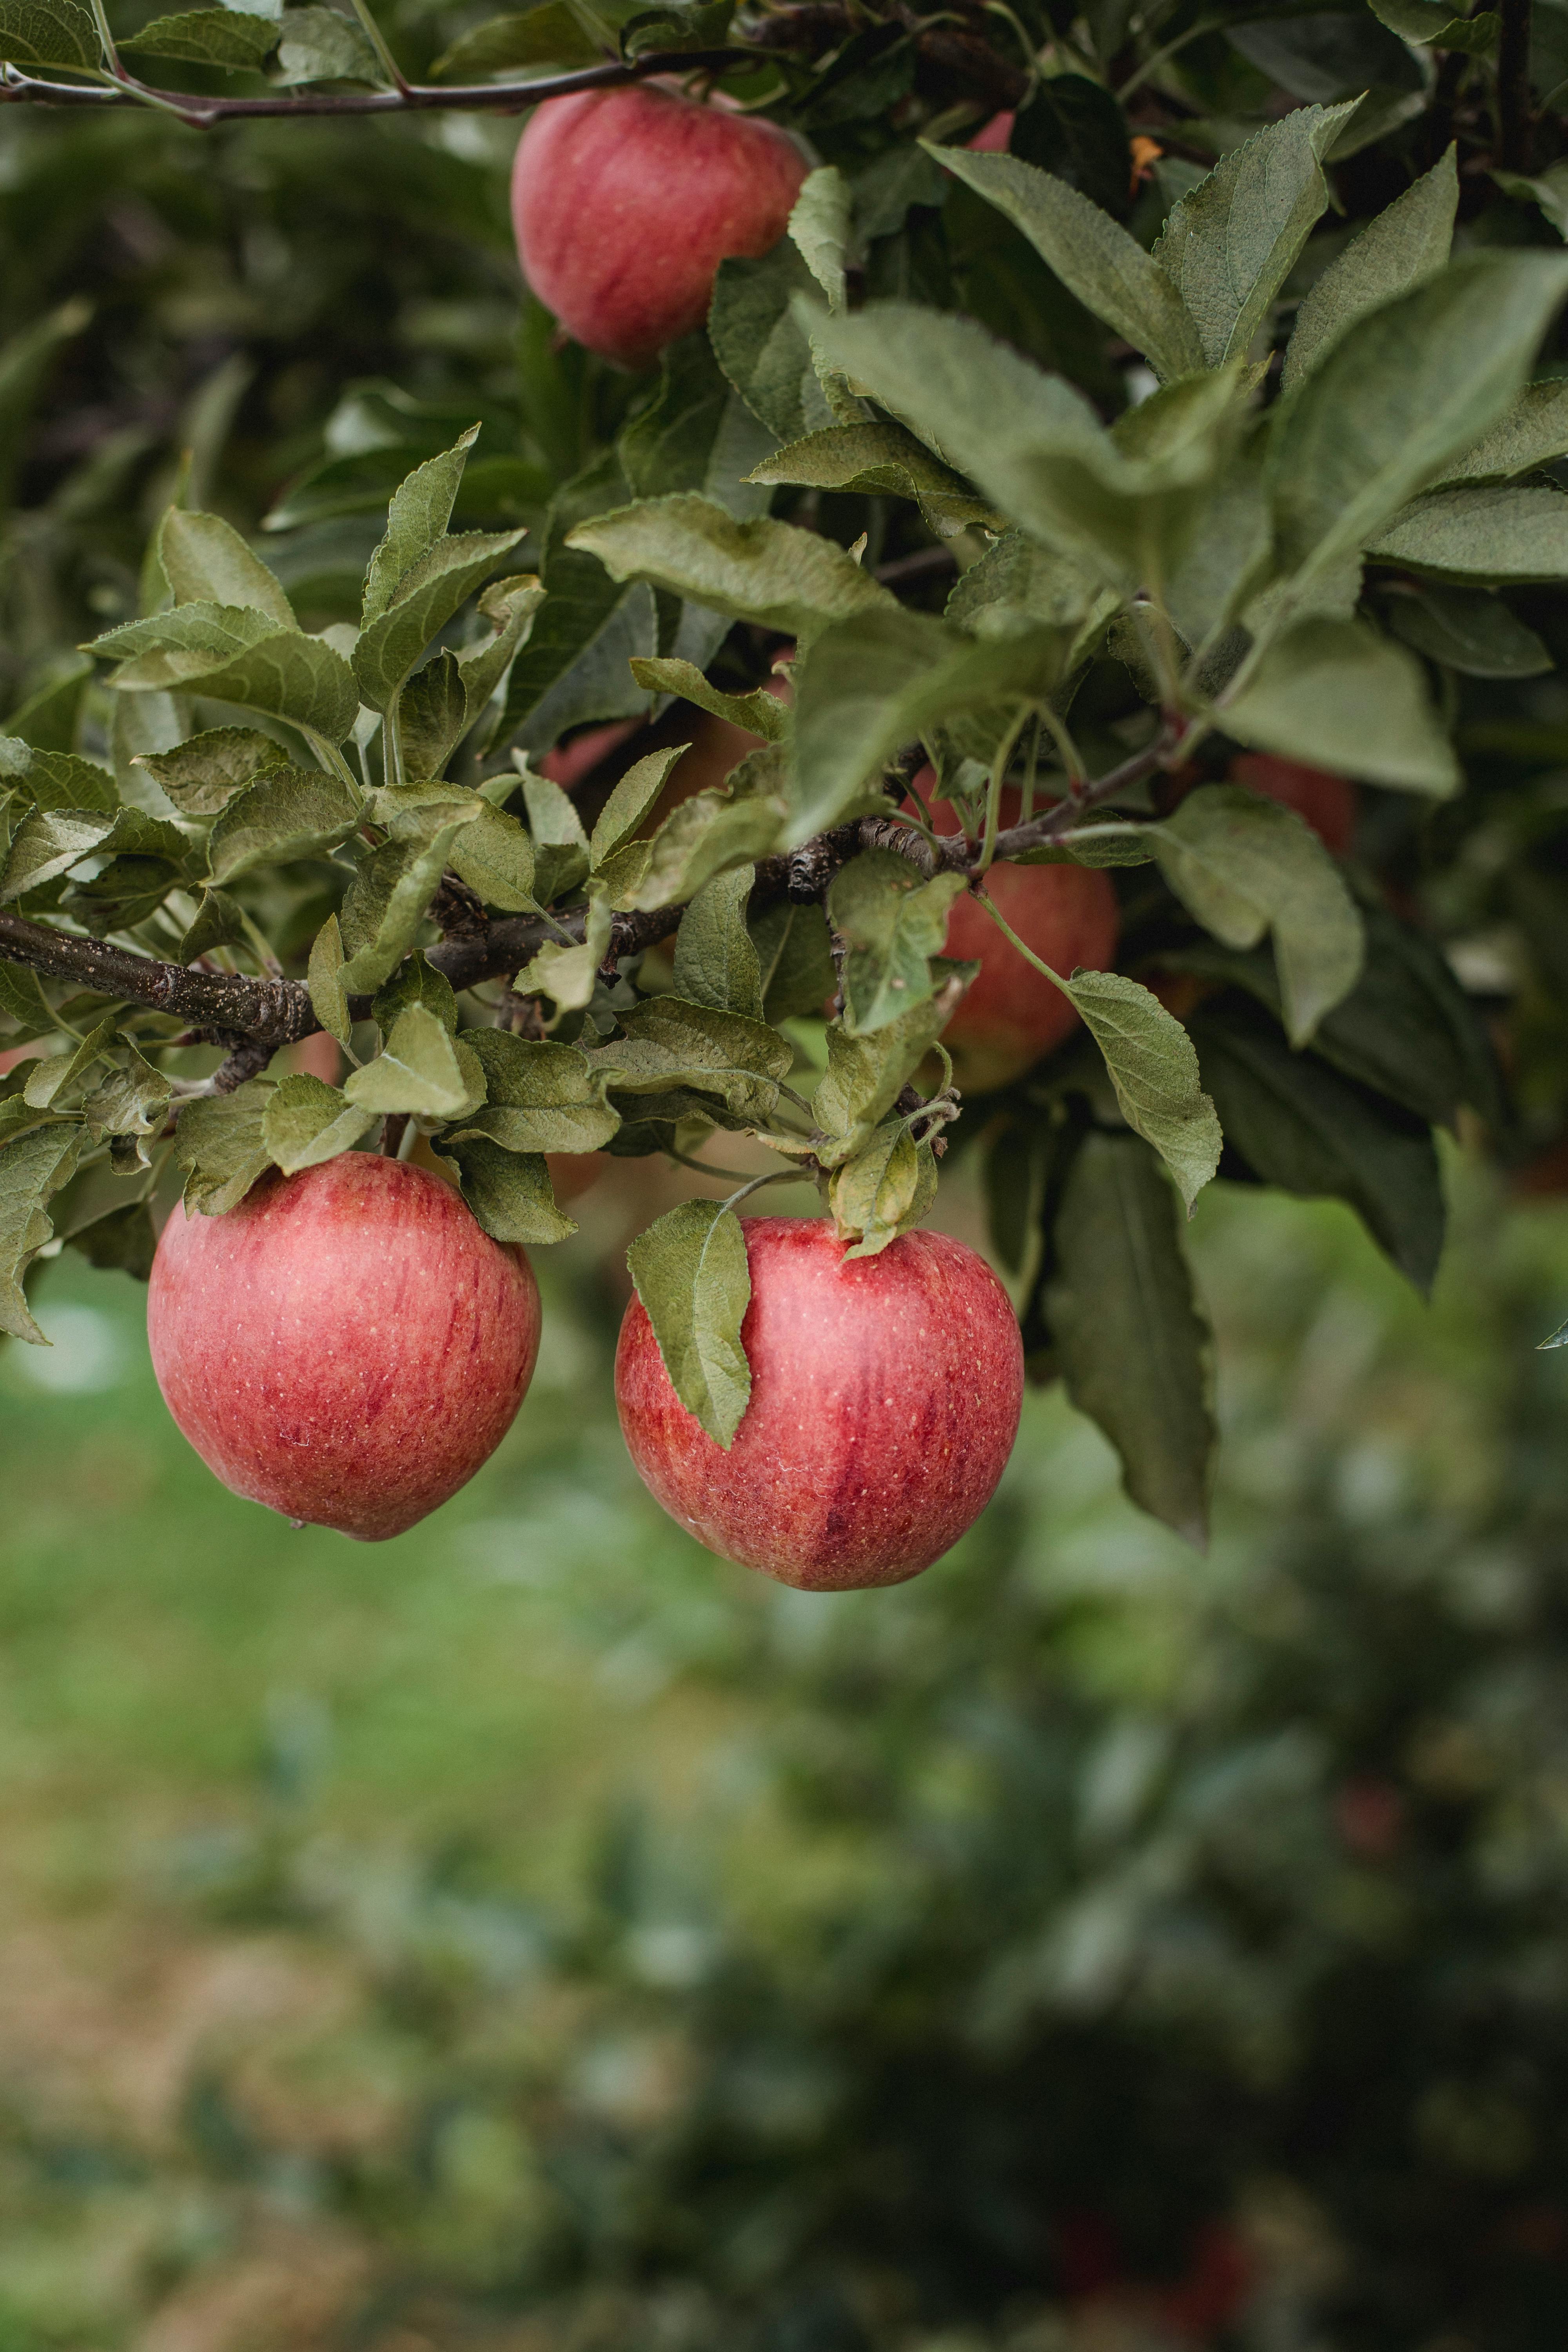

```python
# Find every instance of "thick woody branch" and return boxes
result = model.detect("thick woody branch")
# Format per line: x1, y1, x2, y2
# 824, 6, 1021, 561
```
0, 733, 1175, 1052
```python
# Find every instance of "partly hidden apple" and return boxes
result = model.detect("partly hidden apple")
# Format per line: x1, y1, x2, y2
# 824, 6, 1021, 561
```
616, 1216, 1024, 1591
909, 773, 1120, 1093
512, 84, 808, 367
149, 1153, 540, 1540
1229, 752, 1357, 855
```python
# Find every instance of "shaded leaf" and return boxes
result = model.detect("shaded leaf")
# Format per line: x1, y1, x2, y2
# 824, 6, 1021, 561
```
1043, 1130, 1214, 1548
0, 1123, 85, 1343
456, 1030, 620, 1154
434, 1134, 576, 1243
672, 864, 763, 1019
1384, 583, 1552, 676
175, 1080, 274, 1216
1364, 483, 1568, 582
828, 850, 967, 1035
159, 509, 296, 628
750, 898, 835, 1024
1282, 146, 1457, 392
813, 967, 974, 1164
626, 1198, 753, 1446
354, 528, 526, 714
933, 146, 1204, 384
134, 725, 287, 817
263, 1074, 377, 1172
623, 783, 786, 911
337, 809, 480, 994
206, 766, 359, 883
1152, 784, 1365, 1043
828, 1117, 936, 1259
590, 995, 792, 1119
746, 419, 1002, 537
1221, 616, 1459, 794
566, 494, 895, 645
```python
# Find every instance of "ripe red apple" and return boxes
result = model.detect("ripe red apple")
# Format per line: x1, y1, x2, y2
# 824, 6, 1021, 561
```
511, 85, 809, 367
148, 1154, 540, 1541
1228, 753, 1357, 856
908, 774, 1120, 1092
615, 1216, 1024, 1590
967, 110, 1015, 151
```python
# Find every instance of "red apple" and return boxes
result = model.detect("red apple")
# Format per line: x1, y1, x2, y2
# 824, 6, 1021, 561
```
967, 110, 1015, 151
511, 84, 809, 367
281, 1031, 342, 1086
615, 1216, 1024, 1590
148, 1154, 540, 1541
909, 774, 1120, 1092
1229, 753, 1357, 856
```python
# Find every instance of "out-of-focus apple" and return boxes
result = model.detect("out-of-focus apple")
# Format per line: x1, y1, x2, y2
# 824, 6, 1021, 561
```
148, 1154, 540, 1541
908, 773, 1120, 1092
615, 1216, 1024, 1591
511, 85, 808, 367
1229, 753, 1357, 856
282, 1032, 343, 1086
967, 110, 1014, 151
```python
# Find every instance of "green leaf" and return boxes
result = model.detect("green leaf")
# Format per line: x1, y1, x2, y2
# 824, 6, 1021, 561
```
263, 1074, 377, 1173
337, 807, 480, 994
1, 808, 115, 903
619, 331, 777, 536
307, 913, 352, 1046
812, 967, 974, 1165
671, 865, 764, 1020
1383, 583, 1551, 677
1054, 969, 1223, 1211
1368, 0, 1498, 51
67, 1199, 156, 1279
809, 304, 1237, 592
750, 898, 835, 1024
79, 1041, 172, 1141
454, 573, 544, 728
0, 0, 100, 70
271, 1, 379, 80
1266, 251, 1568, 589
709, 239, 830, 446
430, 3, 600, 76
1364, 484, 1568, 583
434, 1134, 577, 1244
206, 766, 359, 883
624, 783, 786, 911
1151, 784, 1364, 1044
21, 1015, 117, 1112
581, 747, 685, 878
354, 528, 526, 715
828, 850, 967, 1036
10, 747, 118, 815
626, 1198, 753, 1447
791, 603, 1063, 849
122, 6, 280, 64
94, 603, 362, 744
1152, 103, 1357, 368
133, 726, 287, 817
1282, 147, 1457, 393
944, 530, 1106, 635
627, 659, 788, 745
1220, 616, 1459, 795
454, 1031, 620, 1154
374, 779, 539, 912
746, 419, 1002, 538
1192, 994, 1445, 1293
590, 996, 793, 1122
931, 147, 1205, 385
363, 427, 479, 624
828, 1117, 936, 1259
0, 1124, 85, 1343
1, 653, 91, 755
1438, 380, 1568, 484
1494, 162, 1568, 241
520, 768, 589, 904
789, 166, 854, 312
565, 495, 895, 646
371, 950, 457, 1037
0, 960, 54, 1035
1042, 1131, 1215, 1549
342, 1002, 480, 1119
159, 508, 296, 629
398, 654, 468, 781
175, 1080, 274, 1217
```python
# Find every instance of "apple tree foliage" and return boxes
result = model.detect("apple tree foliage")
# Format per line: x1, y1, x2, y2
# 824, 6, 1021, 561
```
0, 0, 1566, 1544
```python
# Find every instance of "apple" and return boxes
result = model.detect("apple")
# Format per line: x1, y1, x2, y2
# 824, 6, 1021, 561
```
615, 1215, 1024, 1590
967, 110, 1015, 151
148, 1153, 540, 1541
511, 85, 809, 368
908, 773, 1120, 1093
1228, 753, 1356, 856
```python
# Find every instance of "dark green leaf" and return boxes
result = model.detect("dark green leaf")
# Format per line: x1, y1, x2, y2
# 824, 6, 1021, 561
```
625, 1198, 753, 1446
455, 1030, 620, 1154
430, 4, 600, 77
122, 7, 281, 65
206, 766, 359, 884
175, 1080, 274, 1217
1221, 616, 1459, 794
813, 967, 973, 1164
434, 1134, 577, 1243
134, 726, 287, 817
0, 1123, 85, 1343
1383, 583, 1552, 676
828, 1116, 936, 1259
1192, 994, 1445, 1292
307, 913, 352, 1046
263, 1073, 377, 1173
1043, 1131, 1214, 1548
750, 898, 835, 1024
671, 864, 764, 1019
0, 0, 99, 70
566, 495, 895, 645
828, 849, 967, 1035
1282, 147, 1457, 393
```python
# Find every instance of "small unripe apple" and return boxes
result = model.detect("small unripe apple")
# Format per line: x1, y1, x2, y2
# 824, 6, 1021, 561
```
909, 774, 1120, 1093
511, 85, 809, 367
1229, 753, 1357, 856
615, 1216, 1024, 1590
148, 1154, 540, 1541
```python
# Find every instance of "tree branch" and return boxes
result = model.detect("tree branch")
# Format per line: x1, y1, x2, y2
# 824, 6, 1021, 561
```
0, 734, 1176, 1052
0, 9, 1025, 125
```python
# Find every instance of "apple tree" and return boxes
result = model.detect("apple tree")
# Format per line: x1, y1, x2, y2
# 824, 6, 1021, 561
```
0, 0, 1565, 1560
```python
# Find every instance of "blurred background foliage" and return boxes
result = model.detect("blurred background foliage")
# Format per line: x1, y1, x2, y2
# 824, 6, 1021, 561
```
5, 6, 1568, 2347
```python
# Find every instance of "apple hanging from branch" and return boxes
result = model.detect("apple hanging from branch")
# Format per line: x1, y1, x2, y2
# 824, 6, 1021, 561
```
615, 1216, 1025, 1592
148, 1156, 541, 1541
511, 85, 809, 367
